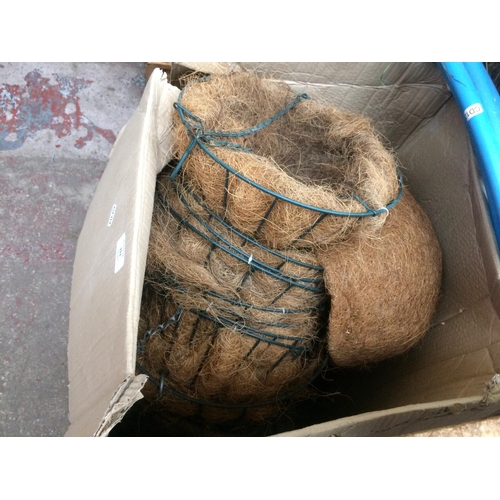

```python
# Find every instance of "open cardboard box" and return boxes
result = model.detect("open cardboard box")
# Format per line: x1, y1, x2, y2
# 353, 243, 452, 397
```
66, 63, 500, 437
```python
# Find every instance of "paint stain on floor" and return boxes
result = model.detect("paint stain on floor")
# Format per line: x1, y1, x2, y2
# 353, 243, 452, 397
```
0, 69, 116, 150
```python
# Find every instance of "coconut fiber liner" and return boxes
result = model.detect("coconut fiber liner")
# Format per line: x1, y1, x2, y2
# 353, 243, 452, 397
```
135, 72, 441, 432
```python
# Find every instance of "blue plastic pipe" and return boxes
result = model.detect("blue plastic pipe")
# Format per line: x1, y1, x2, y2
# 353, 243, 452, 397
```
439, 62, 500, 249
464, 62, 500, 142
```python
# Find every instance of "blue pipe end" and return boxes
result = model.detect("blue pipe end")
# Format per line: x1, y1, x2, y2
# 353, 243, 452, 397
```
439, 62, 500, 251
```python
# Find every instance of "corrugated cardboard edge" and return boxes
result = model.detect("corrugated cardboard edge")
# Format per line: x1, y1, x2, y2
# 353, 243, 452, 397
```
65, 69, 180, 437
482, 373, 500, 406
274, 374, 500, 437
94, 374, 148, 437
177, 62, 242, 75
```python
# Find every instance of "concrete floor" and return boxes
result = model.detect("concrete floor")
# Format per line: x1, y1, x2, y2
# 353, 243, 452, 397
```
0, 62, 146, 436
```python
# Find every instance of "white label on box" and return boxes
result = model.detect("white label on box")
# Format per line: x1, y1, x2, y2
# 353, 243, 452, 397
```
108, 204, 117, 227
464, 103, 484, 121
114, 233, 126, 273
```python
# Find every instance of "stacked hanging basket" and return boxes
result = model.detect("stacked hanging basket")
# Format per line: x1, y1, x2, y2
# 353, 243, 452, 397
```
136, 72, 442, 426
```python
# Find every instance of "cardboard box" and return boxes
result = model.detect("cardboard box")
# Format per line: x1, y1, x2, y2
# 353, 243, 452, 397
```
66, 63, 500, 437
145, 62, 171, 82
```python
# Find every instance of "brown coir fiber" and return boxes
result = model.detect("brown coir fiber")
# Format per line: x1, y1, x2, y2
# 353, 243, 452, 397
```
171, 72, 401, 249
137, 174, 326, 423
318, 189, 442, 368
137, 71, 440, 429
150, 178, 325, 320
138, 290, 325, 424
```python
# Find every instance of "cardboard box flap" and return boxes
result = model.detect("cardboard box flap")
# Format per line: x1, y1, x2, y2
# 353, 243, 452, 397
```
94, 374, 148, 437
237, 62, 445, 87
276, 374, 500, 436
65, 374, 147, 437
177, 62, 241, 75
482, 374, 500, 405
66, 70, 180, 436
179, 62, 451, 148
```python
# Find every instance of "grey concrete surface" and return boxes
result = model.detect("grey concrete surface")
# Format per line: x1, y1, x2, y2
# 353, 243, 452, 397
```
0, 62, 146, 436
